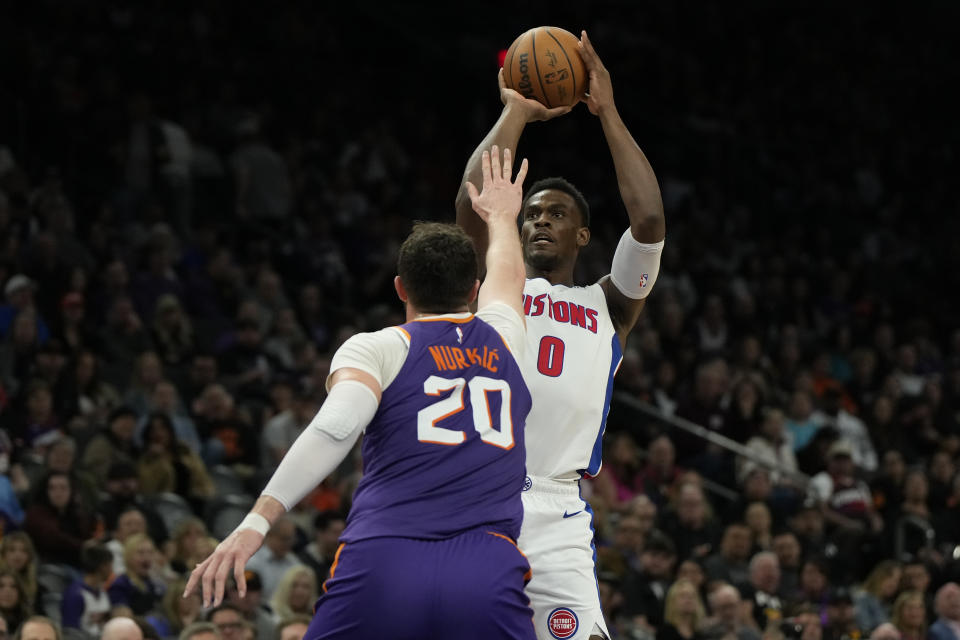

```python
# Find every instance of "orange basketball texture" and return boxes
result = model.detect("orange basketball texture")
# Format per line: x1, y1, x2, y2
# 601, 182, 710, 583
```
503, 27, 586, 108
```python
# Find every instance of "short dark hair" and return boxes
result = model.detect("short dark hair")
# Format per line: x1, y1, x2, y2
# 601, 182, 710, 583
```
108, 405, 138, 425
522, 177, 591, 228
396, 223, 477, 314
80, 544, 114, 574
206, 603, 243, 621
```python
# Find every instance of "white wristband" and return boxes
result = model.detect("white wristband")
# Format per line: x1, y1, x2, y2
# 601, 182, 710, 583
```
235, 513, 271, 537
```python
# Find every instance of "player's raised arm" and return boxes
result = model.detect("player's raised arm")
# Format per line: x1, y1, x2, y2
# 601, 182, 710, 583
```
456, 70, 571, 274
579, 30, 666, 343
183, 367, 381, 608
466, 145, 528, 320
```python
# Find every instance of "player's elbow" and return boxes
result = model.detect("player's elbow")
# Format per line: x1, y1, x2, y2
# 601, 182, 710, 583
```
628, 208, 666, 242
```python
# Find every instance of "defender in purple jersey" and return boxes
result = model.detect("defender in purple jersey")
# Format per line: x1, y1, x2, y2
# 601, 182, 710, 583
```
185, 146, 536, 640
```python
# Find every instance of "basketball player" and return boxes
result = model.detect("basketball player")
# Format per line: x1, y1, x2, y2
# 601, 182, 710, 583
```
456, 32, 665, 640
185, 145, 536, 640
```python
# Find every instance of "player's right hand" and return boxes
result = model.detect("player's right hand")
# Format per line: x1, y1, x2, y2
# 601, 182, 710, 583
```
498, 68, 572, 122
183, 527, 264, 608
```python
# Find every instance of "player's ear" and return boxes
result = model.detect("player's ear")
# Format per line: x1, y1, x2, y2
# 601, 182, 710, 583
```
577, 227, 591, 248
394, 276, 408, 303
467, 279, 480, 305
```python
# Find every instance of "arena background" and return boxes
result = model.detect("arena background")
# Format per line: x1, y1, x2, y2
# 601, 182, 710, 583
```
1, 2, 960, 639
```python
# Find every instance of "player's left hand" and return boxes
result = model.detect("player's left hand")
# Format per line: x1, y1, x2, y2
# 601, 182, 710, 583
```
183, 528, 263, 608
578, 30, 615, 116
465, 144, 529, 223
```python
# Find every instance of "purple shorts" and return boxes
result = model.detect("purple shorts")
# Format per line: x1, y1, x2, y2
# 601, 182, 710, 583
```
305, 529, 535, 640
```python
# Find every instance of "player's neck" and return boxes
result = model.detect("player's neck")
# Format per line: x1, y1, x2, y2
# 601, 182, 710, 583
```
406, 304, 471, 322
525, 263, 575, 287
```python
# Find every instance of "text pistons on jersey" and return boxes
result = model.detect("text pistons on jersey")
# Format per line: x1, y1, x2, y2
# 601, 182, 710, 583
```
428, 345, 500, 373
523, 294, 600, 334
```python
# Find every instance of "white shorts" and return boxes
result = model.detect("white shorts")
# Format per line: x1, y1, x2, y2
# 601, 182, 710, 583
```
518, 476, 609, 640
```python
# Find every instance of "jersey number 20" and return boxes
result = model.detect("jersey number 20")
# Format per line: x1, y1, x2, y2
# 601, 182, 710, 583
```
417, 375, 514, 450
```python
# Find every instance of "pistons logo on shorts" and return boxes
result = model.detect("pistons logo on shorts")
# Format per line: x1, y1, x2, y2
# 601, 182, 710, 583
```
548, 607, 579, 639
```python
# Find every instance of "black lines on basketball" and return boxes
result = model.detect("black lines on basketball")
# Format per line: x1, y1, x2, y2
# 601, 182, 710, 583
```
545, 27, 579, 104
530, 29, 552, 108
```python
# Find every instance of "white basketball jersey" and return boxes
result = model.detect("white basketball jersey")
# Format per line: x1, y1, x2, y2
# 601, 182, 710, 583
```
521, 278, 622, 479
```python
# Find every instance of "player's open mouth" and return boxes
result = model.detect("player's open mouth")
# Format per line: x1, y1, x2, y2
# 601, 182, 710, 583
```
531, 233, 554, 245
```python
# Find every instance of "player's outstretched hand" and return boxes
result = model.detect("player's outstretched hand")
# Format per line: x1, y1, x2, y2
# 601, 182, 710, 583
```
465, 144, 528, 223
498, 68, 572, 122
183, 527, 264, 608
578, 30, 614, 116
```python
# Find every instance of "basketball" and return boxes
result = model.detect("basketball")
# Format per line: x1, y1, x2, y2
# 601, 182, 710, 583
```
503, 26, 586, 109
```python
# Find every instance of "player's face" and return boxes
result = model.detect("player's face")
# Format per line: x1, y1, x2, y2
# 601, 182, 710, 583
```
520, 190, 587, 270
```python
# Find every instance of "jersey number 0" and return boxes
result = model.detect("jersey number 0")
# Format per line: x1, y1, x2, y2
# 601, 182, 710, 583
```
417, 375, 514, 450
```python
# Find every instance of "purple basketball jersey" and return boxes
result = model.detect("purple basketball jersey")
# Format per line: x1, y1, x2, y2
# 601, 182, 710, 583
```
341, 315, 531, 542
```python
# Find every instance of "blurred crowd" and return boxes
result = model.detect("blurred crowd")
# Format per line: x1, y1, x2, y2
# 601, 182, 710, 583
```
1, 2, 959, 640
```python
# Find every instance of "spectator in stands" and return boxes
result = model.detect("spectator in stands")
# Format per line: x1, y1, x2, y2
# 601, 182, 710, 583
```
660, 481, 721, 561
178, 621, 219, 640
135, 380, 201, 455
870, 450, 907, 522
43, 436, 98, 514
620, 529, 677, 629
98, 297, 152, 381
658, 579, 707, 640
0, 568, 31, 634
929, 583, 960, 640
772, 531, 803, 600
98, 462, 168, 546
635, 434, 683, 507
60, 545, 113, 636
108, 534, 165, 615
145, 577, 202, 640
296, 511, 343, 585
724, 375, 765, 445
23, 471, 97, 566
823, 587, 864, 640
592, 432, 644, 513
123, 351, 165, 417
206, 603, 245, 640
703, 523, 753, 587
742, 552, 783, 633
100, 616, 143, 640
276, 616, 311, 640
191, 384, 256, 467
268, 565, 315, 622
229, 112, 293, 227
703, 583, 760, 640
809, 439, 883, 579
167, 518, 210, 576
11, 381, 61, 458
245, 517, 300, 600
106, 507, 149, 575
899, 561, 933, 620
890, 591, 927, 640
52, 349, 120, 429
13, 616, 61, 640
743, 502, 773, 552
0, 275, 50, 344
741, 407, 798, 489
137, 412, 213, 507
0, 533, 38, 608
853, 560, 901, 634
796, 555, 831, 612
81, 405, 139, 486
151, 295, 194, 369
224, 572, 274, 640
812, 388, 877, 473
